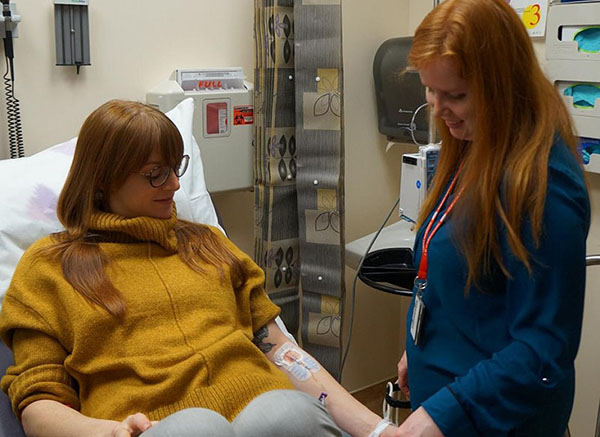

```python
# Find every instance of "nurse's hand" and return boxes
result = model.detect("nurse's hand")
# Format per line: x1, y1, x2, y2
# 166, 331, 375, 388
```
394, 407, 443, 437
397, 351, 410, 398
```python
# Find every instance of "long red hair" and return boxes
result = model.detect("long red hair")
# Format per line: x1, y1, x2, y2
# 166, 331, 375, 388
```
45, 100, 244, 317
410, 0, 579, 288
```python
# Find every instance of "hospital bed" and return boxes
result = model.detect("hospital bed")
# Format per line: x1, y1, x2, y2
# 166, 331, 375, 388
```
0, 98, 298, 436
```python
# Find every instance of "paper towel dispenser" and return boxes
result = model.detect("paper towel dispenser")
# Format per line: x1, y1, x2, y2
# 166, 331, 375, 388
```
373, 37, 429, 144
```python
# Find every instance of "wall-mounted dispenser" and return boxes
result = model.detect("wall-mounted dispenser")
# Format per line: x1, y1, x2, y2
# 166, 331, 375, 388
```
373, 37, 429, 145
54, 0, 90, 74
147, 68, 254, 193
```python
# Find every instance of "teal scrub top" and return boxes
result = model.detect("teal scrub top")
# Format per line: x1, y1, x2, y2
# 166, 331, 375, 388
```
406, 137, 590, 437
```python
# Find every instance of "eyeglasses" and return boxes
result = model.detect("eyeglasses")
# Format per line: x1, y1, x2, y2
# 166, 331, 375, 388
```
138, 154, 190, 188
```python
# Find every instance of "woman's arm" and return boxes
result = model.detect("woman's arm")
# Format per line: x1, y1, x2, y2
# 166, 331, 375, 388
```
254, 320, 398, 437
21, 400, 154, 437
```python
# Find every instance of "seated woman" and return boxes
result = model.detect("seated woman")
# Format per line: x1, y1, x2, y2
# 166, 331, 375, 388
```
0, 100, 396, 437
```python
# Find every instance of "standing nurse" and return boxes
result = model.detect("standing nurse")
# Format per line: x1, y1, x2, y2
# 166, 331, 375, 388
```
394, 0, 590, 436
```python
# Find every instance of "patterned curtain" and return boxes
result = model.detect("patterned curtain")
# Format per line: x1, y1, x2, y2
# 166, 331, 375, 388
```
254, 0, 344, 380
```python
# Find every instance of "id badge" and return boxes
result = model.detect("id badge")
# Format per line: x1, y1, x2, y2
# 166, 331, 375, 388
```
410, 291, 425, 346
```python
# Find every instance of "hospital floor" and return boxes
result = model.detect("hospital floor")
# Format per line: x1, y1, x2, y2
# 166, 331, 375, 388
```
352, 378, 411, 425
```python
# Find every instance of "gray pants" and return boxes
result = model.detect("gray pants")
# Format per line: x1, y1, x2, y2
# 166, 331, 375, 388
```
142, 389, 344, 437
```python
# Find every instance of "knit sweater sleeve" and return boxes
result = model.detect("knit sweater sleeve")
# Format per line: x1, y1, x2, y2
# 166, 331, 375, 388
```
207, 227, 281, 333
421, 146, 590, 435
0, 239, 80, 420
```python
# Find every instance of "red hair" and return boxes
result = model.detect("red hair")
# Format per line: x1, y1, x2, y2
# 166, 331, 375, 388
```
410, 0, 579, 288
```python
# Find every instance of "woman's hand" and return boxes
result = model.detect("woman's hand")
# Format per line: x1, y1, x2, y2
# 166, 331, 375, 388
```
21, 400, 158, 437
394, 407, 443, 437
397, 351, 410, 398
111, 413, 155, 437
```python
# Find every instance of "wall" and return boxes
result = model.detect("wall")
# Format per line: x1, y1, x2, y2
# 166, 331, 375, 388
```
0, 0, 256, 254
0, 0, 255, 158
340, 0, 420, 392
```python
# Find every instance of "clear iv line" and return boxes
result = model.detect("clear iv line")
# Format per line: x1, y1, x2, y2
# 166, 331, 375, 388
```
410, 102, 429, 147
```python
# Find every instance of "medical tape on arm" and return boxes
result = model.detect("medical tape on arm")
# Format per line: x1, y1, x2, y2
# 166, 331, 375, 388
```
368, 419, 392, 437
273, 342, 321, 381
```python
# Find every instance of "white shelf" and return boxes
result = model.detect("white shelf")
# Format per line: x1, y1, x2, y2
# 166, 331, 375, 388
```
584, 153, 600, 174
546, 59, 600, 85
546, 2, 600, 61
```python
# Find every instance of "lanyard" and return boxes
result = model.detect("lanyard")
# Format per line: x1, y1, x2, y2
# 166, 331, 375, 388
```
416, 169, 464, 284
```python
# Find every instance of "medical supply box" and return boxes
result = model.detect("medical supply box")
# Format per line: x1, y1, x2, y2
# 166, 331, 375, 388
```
147, 68, 254, 192
545, 2, 600, 173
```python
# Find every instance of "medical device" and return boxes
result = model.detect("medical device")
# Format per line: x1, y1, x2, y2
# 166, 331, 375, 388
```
399, 143, 440, 223
54, 0, 91, 74
273, 342, 321, 381
372, 32, 441, 222
346, 143, 440, 301
147, 68, 254, 193
1, 0, 23, 158
382, 382, 410, 427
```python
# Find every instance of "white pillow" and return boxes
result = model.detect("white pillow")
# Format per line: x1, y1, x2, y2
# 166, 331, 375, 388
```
0, 97, 222, 303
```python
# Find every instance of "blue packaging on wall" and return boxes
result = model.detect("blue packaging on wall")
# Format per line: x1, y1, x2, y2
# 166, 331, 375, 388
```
578, 137, 600, 165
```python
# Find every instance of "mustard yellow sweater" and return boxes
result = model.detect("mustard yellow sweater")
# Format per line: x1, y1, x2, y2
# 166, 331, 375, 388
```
0, 211, 293, 422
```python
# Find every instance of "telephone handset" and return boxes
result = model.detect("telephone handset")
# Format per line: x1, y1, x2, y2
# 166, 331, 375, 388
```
2, 0, 15, 74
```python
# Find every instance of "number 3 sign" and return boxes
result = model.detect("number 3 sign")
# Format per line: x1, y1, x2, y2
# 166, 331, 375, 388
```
509, 0, 549, 37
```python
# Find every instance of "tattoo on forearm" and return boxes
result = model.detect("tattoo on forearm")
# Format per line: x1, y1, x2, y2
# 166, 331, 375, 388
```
252, 326, 275, 353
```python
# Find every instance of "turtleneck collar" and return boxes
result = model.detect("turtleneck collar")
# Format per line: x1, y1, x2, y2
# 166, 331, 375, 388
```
87, 206, 179, 253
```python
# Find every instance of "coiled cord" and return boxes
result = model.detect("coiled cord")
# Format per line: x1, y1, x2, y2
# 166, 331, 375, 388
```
4, 56, 24, 158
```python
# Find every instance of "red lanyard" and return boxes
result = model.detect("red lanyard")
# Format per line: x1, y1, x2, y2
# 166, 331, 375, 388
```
416, 169, 464, 282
